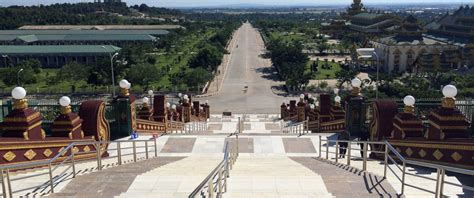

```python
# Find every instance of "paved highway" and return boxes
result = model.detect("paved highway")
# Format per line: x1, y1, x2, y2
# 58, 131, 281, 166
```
205, 23, 291, 114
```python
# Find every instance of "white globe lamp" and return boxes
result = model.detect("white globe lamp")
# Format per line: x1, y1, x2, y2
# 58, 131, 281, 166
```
351, 78, 362, 88
12, 87, 27, 100
335, 96, 341, 103
403, 95, 415, 107
59, 96, 71, 107
142, 97, 149, 104
442, 85, 457, 98
119, 79, 129, 89
166, 102, 171, 108
334, 88, 339, 95
147, 90, 153, 96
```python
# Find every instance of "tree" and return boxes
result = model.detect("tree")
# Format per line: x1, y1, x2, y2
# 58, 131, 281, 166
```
1, 59, 41, 86
335, 68, 358, 88
58, 61, 89, 82
188, 44, 223, 71
185, 68, 212, 88
127, 63, 161, 90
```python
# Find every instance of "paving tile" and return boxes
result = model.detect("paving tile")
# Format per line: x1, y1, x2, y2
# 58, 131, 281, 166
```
282, 138, 316, 153
160, 137, 196, 153
265, 123, 280, 130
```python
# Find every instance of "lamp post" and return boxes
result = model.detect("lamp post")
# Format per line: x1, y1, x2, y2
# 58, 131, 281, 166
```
2, 55, 8, 68
356, 48, 380, 99
102, 46, 119, 98
17, 68, 24, 86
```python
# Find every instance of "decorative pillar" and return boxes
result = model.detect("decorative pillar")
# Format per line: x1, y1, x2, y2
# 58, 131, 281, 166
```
281, 102, 287, 119
297, 94, 306, 122
153, 95, 167, 122
330, 96, 345, 121
204, 100, 210, 119
426, 85, 469, 140
345, 78, 366, 137
111, 79, 136, 138
319, 94, 331, 122
1, 87, 45, 140
137, 97, 153, 120
193, 101, 200, 116
391, 95, 423, 139
51, 96, 84, 139
182, 98, 192, 123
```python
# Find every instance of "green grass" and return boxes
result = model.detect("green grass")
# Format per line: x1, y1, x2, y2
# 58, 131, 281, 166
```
307, 60, 341, 80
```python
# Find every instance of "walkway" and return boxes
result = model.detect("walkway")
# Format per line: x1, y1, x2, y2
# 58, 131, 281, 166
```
224, 156, 334, 197
205, 23, 291, 114
117, 156, 222, 197
47, 157, 184, 198
291, 157, 399, 197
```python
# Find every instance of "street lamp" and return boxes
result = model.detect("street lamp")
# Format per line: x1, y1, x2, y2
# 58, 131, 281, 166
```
2, 55, 8, 68
102, 46, 120, 98
17, 68, 24, 86
357, 48, 380, 99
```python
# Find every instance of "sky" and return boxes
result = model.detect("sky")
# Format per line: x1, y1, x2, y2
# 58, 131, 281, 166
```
2, 0, 474, 7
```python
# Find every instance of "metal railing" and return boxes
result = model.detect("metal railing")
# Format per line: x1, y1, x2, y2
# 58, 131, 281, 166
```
185, 121, 208, 133
189, 134, 239, 198
282, 120, 309, 135
0, 137, 162, 198
318, 136, 474, 197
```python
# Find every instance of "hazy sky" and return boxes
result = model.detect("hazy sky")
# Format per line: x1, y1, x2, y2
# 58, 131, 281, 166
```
2, 0, 473, 7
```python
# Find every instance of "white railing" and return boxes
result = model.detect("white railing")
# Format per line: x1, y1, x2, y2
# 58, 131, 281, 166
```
189, 134, 239, 198
0, 137, 162, 198
282, 120, 309, 135
184, 121, 208, 133
318, 136, 474, 198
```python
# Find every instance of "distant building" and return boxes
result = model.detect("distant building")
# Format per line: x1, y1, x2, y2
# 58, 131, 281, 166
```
0, 45, 121, 68
425, 5, 474, 44
18, 25, 184, 31
0, 30, 168, 46
372, 15, 459, 73
348, 12, 398, 34
321, 0, 398, 37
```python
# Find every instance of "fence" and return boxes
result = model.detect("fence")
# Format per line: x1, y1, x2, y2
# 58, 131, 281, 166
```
282, 120, 309, 135
318, 136, 474, 197
0, 137, 162, 198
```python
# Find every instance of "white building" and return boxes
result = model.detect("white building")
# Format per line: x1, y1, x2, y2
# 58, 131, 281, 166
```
371, 15, 457, 73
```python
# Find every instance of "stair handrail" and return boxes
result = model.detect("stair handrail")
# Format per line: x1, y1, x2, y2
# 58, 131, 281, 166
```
189, 134, 239, 198
319, 136, 474, 197
0, 137, 162, 198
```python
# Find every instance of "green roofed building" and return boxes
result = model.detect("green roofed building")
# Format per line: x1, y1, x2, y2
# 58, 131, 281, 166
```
0, 29, 167, 46
0, 45, 121, 68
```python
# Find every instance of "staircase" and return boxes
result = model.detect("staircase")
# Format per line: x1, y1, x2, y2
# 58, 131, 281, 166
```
223, 156, 334, 197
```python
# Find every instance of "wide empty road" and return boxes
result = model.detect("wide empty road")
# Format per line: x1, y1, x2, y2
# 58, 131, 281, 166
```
206, 23, 288, 114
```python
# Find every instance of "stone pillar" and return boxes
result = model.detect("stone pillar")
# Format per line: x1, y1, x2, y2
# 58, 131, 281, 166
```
2, 98, 45, 140
51, 104, 84, 139
345, 80, 366, 137
280, 103, 287, 119
392, 96, 423, 139
182, 99, 192, 123
111, 86, 136, 137
137, 102, 153, 120
297, 99, 306, 122
193, 101, 200, 116
426, 86, 469, 140
153, 95, 167, 122
203, 103, 210, 119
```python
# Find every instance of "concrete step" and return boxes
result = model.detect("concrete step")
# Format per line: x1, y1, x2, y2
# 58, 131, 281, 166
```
224, 156, 333, 197
118, 156, 222, 197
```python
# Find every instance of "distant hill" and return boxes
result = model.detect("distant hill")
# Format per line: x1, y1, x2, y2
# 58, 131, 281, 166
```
0, 3, 181, 30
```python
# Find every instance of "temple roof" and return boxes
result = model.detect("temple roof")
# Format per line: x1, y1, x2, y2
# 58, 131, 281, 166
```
377, 34, 447, 46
